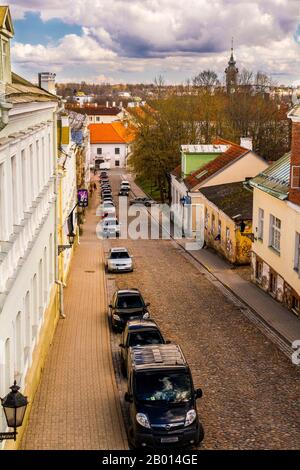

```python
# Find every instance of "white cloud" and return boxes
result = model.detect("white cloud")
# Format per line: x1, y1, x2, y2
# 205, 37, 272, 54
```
7, 0, 300, 83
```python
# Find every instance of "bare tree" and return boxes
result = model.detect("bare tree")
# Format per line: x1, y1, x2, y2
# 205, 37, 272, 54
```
192, 70, 220, 92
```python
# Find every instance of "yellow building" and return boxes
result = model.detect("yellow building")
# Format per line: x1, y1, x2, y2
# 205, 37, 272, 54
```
196, 182, 253, 264
249, 104, 300, 315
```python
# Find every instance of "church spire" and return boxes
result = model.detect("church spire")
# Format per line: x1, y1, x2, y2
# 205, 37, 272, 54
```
225, 38, 238, 94
229, 37, 235, 65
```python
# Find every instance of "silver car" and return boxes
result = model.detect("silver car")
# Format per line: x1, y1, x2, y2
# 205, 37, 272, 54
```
107, 247, 133, 272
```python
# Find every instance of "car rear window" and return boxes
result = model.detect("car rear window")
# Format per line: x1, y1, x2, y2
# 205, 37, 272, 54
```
117, 295, 143, 308
128, 330, 163, 347
110, 252, 129, 259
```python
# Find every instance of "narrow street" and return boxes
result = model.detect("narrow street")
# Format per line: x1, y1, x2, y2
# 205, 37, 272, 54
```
105, 169, 300, 450
21, 168, 300, 450
21, 181, 127, 450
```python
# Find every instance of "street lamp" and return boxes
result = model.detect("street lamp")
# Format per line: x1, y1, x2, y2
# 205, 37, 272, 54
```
0, 381, 28, 441
58, 230, 76, 255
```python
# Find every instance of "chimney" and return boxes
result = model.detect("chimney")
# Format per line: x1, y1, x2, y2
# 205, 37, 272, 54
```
38, 72, 56, 95
240, 137, 253, 151
119, 101, 123, 108
287, 105, 300, 205
106, 101, 109, 108
112, 101, 116, 107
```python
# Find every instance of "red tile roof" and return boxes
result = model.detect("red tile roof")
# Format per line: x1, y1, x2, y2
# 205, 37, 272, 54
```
66, 105, 121, 115
89, 122, 135, 144
184, 138, 250, 189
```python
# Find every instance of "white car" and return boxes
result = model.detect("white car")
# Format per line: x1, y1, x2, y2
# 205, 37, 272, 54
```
120, 180, 130, 189
96, 202, 115, 217
101, 216, 120, 238
107, 247, 133, 273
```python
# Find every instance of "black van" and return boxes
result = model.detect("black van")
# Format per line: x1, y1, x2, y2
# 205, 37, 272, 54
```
125, 344, 204, 449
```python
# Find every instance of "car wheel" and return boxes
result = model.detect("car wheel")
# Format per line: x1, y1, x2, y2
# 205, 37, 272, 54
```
127, 427, 136, 449
195, 423, 205, 446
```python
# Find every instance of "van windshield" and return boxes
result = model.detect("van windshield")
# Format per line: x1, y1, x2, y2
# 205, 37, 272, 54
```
135, 371, 192, 403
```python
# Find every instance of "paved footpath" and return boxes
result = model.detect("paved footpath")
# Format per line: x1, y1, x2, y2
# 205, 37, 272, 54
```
21, 181, 127, 450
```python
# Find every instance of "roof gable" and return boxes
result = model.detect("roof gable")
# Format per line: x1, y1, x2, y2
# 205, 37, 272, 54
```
184, 139, 250, 189
0, 6, 14, 37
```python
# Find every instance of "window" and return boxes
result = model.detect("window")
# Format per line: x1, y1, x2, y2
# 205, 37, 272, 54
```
39, 259, 43, 318
115, 148, 120, 155
258, 208, 264, 240
291, 165, 300, 189
11, 155, 18, 224
96, 116, 100, 122
294, 232, 300, 274
21, 149, 27, 213
97, 148, 102, 155
269, 214, 281, 253
15, 312, 22, 374
24, 291, 31, 361
115, 160, 120, 167
36, 140, 40, 193
5, 338, 11, 394
89, 116, 93, 121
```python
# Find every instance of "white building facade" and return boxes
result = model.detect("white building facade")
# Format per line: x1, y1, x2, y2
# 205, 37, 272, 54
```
0, 7, 59, 446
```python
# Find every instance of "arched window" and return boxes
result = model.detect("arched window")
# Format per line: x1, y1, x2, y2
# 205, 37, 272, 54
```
5, 338, 11, 394
15, 311, 22, 375
32, 274, 38, 337
38, 258, 43, 318
49, 234, 54, 284
24, 291, 31, 362
43, 247, 48, 302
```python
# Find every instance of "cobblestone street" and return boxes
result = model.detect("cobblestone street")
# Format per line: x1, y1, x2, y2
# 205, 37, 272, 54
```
106, 169, 300, 450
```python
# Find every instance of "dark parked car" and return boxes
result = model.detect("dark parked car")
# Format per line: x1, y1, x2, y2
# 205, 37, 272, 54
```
119, 319, 166, 376
125, 344, 204, 449
109, 289, 150, 332
119, 188, 129, 196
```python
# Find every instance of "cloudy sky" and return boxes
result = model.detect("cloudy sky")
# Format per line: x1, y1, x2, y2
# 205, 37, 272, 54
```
4, 0, 300, 85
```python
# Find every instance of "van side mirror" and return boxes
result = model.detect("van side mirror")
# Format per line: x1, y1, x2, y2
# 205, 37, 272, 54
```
124, 392, 133, 403
109, 304, 113, 308
166, 340, 171, 344
119, 343, 125, 348
195, 388, 203, 399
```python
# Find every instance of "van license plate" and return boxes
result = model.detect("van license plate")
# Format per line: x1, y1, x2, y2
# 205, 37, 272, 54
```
160, 437, 179, 443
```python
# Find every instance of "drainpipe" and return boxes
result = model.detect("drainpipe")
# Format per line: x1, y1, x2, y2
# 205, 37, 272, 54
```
53, 99, 67, 319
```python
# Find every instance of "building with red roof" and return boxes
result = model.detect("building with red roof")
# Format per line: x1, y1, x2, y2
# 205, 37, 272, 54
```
170, 137, 268, 245
89, 122, 135, 169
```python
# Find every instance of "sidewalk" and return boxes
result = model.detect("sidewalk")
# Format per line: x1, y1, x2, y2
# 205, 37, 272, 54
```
127, 173, 300, 347
178, 243, 300, 346
21, 180, 127, 450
